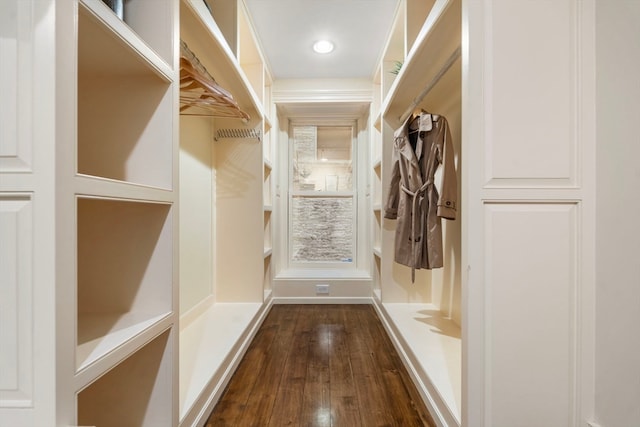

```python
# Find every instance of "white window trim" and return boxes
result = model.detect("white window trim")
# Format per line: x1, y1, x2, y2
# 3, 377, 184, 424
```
286, 120, 358, 271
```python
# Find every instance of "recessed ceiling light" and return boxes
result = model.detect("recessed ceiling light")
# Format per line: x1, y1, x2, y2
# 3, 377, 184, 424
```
313, 40, 334, 54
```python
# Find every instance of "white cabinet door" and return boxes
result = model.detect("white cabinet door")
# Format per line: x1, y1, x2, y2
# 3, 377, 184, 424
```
463, 1, 596, 426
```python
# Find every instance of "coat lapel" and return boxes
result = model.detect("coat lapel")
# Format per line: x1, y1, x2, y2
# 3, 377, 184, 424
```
395, 115, 423, 185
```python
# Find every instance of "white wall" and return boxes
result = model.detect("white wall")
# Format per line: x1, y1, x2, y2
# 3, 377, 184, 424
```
595, 2, 640, 425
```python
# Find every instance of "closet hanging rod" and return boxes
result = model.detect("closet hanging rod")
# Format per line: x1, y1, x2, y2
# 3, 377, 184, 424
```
399, 46, 462, 123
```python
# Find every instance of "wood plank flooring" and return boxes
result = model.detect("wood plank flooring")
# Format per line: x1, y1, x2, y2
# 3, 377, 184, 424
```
205, 304, 436, 427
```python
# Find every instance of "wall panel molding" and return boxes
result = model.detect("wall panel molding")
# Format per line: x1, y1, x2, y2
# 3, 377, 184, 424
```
0, 1, 34, 173
483, 201, 578, 426
0, 195, 33, 408
483, 0, 579, 188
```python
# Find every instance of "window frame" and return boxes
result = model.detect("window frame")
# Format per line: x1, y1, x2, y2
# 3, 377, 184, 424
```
286, 119, 359, 271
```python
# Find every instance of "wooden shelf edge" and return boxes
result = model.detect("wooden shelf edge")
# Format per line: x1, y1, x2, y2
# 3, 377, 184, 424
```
74, 312, 175, 391
74, 175, 176, 203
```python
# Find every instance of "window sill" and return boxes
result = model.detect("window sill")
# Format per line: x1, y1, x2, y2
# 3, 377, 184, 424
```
275, 268, 372, 280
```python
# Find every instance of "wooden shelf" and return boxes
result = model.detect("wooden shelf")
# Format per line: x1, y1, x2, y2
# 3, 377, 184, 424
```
73, 174, 175, 202
76, 311, 171, 373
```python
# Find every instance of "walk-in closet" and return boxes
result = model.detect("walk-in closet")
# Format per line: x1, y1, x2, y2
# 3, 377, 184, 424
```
2, 0, 639, 426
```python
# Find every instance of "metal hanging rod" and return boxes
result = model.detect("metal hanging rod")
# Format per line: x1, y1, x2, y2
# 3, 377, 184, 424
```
215, 128, 261, 141
399, 46, 462, 123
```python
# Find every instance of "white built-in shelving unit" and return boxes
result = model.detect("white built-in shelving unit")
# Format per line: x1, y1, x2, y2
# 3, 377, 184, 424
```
178, 0, 274, 425
66, 0, 180, 425
370, 0, 462, 425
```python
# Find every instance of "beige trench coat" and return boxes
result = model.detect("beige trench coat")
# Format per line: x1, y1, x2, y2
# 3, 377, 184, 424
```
384, 112, 457, 281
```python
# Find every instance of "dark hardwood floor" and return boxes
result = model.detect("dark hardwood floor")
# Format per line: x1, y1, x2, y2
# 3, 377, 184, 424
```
205, 304, 436, 427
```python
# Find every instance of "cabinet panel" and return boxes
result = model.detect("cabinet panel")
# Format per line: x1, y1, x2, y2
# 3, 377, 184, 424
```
486, 0, 577, 186
484, 202, 577, 426
0, 196, 33, 407
0, 0, 33, 172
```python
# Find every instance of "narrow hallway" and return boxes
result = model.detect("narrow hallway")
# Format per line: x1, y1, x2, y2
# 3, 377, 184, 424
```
206, 305, 436, 426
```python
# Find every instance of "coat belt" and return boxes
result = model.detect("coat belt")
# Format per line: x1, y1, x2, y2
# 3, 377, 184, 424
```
401, 180, 433, 283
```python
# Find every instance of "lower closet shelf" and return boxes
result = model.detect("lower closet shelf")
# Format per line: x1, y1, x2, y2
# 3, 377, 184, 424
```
376, 302, 461, 427
179, 300, 270, 424
77, 311, 172, 372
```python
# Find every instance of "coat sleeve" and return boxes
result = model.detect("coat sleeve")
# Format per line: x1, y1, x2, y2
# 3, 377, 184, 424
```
384, 138, 401, 219
437, 119, 457, 220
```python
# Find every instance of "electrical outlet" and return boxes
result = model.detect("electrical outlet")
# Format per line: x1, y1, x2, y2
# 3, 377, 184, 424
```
316, 284, 330, 294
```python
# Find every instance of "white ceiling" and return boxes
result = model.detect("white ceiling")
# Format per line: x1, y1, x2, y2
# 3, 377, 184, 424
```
244, 0, 400, 80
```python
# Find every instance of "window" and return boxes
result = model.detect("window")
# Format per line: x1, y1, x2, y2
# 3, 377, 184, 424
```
289, 123, 356, 267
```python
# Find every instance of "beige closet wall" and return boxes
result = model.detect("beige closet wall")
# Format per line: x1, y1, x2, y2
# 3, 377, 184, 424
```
595, 1, 640, 425
179, 117, 214, 314
427, 66, 462, 326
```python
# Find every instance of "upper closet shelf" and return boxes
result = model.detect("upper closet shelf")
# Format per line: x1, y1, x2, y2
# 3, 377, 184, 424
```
380, 0, 461, 128
181, 0, 268, 125
80, 0, 174, 81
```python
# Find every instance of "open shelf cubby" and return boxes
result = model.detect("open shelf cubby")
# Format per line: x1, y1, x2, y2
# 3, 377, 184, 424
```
82, 0, 175, 66
77, 329, 174, 427
77, 3, 174, 190
76, 197, 173, 371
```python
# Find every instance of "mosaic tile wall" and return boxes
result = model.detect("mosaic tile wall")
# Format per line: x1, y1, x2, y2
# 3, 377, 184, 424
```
291, 197, 353, 262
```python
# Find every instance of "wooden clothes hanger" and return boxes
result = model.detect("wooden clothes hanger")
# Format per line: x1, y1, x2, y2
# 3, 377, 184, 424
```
179, 41, 250, 120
